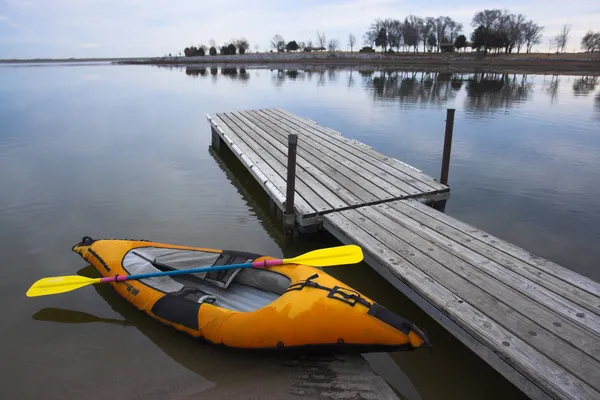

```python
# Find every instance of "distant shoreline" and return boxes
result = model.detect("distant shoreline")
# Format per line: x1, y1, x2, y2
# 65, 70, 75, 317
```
3, 52, 599, 75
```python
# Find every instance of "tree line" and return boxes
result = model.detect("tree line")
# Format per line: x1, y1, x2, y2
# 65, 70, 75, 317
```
362, 10, 550, 54
363, 16, 465, 53
469, 9, 545, 54
183, 38, 250, 57
270, 31, 340, 52
176, 11, 593, 58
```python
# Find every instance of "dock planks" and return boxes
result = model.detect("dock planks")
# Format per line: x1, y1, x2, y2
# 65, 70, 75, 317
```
324, 199, 600, 400
207, 107, 449, 226
207, 107, 600, 399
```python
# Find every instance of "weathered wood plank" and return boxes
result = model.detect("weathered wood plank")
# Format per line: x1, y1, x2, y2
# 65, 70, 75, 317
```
325, 217, 553, 400
241, 110, 396, 203
402, 199, 600, 299
218, 112, 342, 212
269, 108, 448, 193
348, 205, 600, 387
388, 200, 600, 319
365, 203, 600, 356
248, 109, 416, 198
207, 114, 314, 217
324, 211, 599, 400
224, 111, 367, 210
265, 108, 437, 195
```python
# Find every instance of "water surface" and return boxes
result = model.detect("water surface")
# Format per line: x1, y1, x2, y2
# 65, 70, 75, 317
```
1, 63, 598, 399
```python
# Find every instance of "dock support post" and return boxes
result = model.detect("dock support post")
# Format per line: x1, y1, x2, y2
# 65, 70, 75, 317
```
283, 134, 298, 232
440, 108, 455, 186
434, 108, 455, 212
211, 127, 221, 150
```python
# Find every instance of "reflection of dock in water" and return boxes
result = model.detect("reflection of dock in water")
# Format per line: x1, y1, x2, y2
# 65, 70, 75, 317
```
207, 107, 600, 400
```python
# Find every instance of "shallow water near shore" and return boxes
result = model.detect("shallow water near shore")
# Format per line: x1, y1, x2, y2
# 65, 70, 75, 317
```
0, 63, 598, 399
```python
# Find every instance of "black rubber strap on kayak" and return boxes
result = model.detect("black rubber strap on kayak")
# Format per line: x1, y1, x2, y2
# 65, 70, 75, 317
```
286, 274, 371, 308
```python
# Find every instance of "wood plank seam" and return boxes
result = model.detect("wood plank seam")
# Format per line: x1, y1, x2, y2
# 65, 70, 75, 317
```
386, 200, 600, 320
221, 112, 349, 211
270, 108, 447, 192
265, 108, 439, 192
207, 114, 316, 221
401, 200, 600, 299
323, 216, 552, 400
249, 109, 427, 198
266, 108, 440, 192
323, 212, 596, 400
347, 205, 600, 389
255, 110, 450, 198
243, 110, 410, 200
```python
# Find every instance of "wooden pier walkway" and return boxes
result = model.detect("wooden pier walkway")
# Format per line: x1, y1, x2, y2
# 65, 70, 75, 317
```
207, 108, 449, 227
206, 108, 600, 400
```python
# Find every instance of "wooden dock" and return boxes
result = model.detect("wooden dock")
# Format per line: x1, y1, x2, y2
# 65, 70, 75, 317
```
207, 108, 449, 227
206, 108, 600, 400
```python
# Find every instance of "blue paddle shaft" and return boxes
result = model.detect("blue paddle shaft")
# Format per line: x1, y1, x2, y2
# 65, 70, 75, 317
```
121, 262, 254, 281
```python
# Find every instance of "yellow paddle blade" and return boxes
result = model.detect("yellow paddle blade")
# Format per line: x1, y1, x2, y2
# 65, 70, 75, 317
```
26, 276, 102, 297
284, 245, 363, 267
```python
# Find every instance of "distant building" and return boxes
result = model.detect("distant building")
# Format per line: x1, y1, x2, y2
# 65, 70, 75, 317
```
440, 43, 456, 53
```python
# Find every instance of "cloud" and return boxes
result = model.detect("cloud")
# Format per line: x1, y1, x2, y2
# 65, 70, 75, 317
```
0, 0, 598, 58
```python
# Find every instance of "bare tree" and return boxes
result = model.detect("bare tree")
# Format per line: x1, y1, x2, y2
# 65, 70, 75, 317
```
271, 34, 285, 52
209, 39, 216, 48
581, 31, 600, 52
505, 14, 526, 53
298, 41, 306, 50
234, 38, 250, 54
420, 17, 435, 52
554, 23, 572, 53
471, 9, 503, 30
306, 39, 313, 48
328, 38, 340, 52
348, 33, 356, 51
523, 20, 544, 53
317, 31, 327, 48
403, 16, 422, 53
388, 19, 402, 51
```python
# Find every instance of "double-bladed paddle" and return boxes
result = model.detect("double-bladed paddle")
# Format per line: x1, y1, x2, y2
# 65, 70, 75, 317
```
26, 244, 363, 297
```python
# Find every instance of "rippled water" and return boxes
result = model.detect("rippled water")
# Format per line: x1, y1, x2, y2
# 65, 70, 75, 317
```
1, 63, 598, 399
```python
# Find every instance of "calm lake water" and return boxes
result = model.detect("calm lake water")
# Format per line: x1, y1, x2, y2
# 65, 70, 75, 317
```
1, 62, 599, 399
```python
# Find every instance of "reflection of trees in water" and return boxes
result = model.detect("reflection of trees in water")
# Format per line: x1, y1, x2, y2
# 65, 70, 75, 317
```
184, 67, 248, 82
317, 70, 326, 86
595, 92, 600, 120
221, 68, 249, 81
327, 69, 336, 82
463, 73, 532, 114
185, 67, 207, 77
348, 70, 355, 88
544, 75, 560, 103
272, 69, 285, 87
285, 70, 299, 80
365, 70, 462, 106
572, 76, 598, 96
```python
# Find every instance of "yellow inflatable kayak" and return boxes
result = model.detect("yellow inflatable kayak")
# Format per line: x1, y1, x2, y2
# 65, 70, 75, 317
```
72, 236, 429, 352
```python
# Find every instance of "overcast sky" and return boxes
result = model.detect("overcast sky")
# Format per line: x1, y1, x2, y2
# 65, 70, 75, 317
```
1, 0, 598, 58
